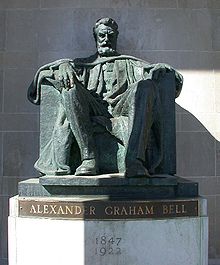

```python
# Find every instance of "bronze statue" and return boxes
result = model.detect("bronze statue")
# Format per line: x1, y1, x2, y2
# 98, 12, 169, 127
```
28, 17, 183, 178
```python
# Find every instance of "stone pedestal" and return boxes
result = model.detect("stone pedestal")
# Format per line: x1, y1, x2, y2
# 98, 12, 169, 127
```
18, 174, 198, 198
9, 196, 208, 265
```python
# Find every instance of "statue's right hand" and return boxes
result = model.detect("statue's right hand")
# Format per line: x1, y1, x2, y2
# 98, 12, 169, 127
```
56, 62, 75, 90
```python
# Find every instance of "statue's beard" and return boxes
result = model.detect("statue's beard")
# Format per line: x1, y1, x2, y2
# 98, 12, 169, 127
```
97, 45, 116, 56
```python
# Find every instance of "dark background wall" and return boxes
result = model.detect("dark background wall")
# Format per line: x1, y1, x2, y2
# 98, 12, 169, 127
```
0, 1, 220, 264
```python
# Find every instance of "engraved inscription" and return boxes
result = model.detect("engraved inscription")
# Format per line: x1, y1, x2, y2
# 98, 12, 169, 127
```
104, 205, 154, 216
28, 204, 96, 217
19, 199, 199, 220
162, 204, 187, 215
95, 235, 122, 256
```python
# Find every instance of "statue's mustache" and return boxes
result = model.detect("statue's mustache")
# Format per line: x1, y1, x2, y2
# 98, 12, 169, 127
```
99, 41, 112, 47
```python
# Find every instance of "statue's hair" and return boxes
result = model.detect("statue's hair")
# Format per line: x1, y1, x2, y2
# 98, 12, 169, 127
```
93, 17, 119, 39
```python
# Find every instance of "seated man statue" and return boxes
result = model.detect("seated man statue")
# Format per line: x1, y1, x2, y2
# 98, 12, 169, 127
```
28, 17, 183, 178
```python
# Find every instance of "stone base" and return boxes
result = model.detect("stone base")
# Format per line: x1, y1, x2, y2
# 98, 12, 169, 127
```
9, 196, 208, 265
18, 174, 198, 199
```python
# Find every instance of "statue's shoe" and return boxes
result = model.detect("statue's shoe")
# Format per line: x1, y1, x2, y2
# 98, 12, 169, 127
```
75, 159, 97, 176
125, 160, 150, 178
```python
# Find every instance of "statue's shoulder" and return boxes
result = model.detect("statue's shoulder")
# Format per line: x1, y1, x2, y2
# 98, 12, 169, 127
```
72, 54, 151, 69
73, 54, 98, 66
119, 55, 150, 68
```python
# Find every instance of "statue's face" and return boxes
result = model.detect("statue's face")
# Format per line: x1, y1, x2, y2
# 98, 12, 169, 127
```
96, 24, 118, 56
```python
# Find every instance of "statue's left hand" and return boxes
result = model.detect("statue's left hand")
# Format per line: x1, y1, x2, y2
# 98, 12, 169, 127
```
147, 63, 183, 97
148, 63, 172, 81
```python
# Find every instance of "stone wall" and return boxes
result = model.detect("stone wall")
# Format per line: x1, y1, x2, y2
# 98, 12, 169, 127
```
0, 0, 220, 264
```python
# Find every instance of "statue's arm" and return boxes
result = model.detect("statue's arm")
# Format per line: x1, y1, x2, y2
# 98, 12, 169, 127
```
173, 69, 183, 98
27, 59, 74, 105
143, 63, 183, 98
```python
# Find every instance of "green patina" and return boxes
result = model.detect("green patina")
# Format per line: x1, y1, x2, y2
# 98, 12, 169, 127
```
28, 17, 183, 178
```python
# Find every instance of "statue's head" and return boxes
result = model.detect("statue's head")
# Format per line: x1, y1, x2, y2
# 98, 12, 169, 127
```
93, 17, 119, 56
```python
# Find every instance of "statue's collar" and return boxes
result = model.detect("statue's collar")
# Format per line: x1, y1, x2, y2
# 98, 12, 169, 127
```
74, 53, 149, 67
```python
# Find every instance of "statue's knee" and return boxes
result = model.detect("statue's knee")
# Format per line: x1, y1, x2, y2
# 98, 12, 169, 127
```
62, 85, 79, 100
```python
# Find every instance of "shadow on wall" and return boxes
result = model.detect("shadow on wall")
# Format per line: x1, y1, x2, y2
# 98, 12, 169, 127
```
176, 103, 219, 178
176, 104, 220, 258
